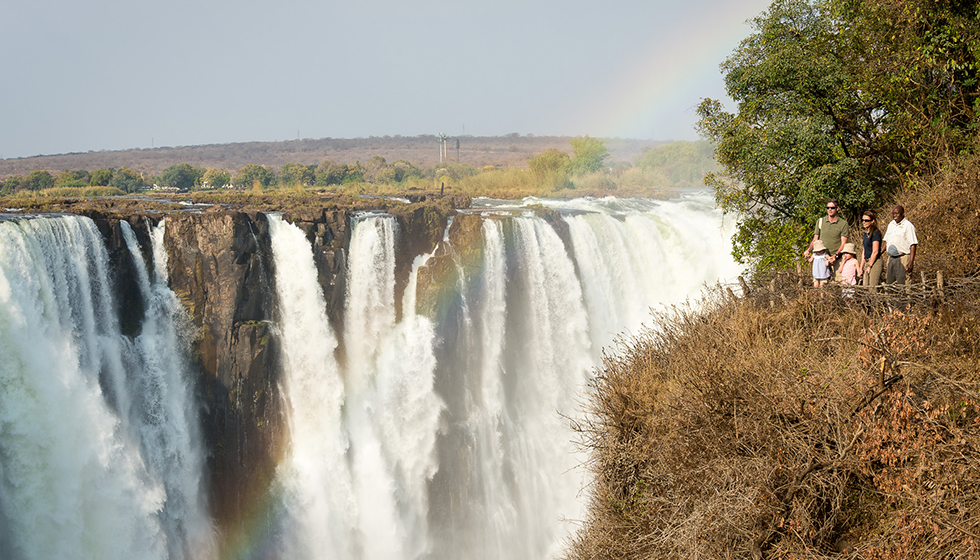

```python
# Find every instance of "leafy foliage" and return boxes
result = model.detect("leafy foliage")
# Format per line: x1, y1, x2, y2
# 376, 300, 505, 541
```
23, 170, 55, 191
568, 135, 610, 175
698, 0, 980, 275
55, 169, 91, 188
200, 168, 231, 189
110, 166, 145, 193
528, 148, 570, 177
89, 168, 114, 186
278, 162, 314, 187
159, 163, 205, 192
233, 164, 275, 189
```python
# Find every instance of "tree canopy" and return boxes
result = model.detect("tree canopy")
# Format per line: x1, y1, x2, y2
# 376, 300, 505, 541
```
568, 136, 610, 175
110, 167, 145, 193
233, 164, 275, 189
160, 163, 205, 192
698, 0, 980, 273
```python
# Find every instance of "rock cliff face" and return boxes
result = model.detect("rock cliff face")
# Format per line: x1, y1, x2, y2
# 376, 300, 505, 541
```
162, 208, 355, 536
78, 201, 452, 544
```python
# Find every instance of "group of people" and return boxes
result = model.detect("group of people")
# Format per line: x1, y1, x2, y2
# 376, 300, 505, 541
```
803, 199, 919, 289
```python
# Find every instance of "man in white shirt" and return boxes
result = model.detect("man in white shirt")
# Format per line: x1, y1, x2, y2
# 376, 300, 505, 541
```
882, 205, 918, 285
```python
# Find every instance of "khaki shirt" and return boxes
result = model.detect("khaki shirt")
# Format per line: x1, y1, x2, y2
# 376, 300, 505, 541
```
814, 217, 849, 255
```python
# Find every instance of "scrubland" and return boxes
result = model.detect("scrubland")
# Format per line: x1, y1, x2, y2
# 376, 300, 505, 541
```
566, 157, 980, 558
568, 277, 980, 559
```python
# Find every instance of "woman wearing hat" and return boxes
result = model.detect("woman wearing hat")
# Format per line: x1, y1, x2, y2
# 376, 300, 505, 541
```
808, 239, 832, 287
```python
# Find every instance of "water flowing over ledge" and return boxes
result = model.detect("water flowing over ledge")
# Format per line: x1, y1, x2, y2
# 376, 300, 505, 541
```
0, 194, 739, 560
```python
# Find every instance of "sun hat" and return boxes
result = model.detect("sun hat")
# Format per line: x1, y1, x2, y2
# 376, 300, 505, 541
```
841, 242, 857, 256
812, 240, 827, 252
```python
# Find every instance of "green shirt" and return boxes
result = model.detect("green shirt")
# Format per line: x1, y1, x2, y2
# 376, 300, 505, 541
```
814, 217, 849, 255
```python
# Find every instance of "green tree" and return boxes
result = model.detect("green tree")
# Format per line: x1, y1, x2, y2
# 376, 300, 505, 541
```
279, 162, 314, 187
361, 155, 388, 183
55, 169, 92, 188
201, 168, 231, 189
834, 0, 980, 170
342, 164, 364, 185
697, 0, 886, 271
528, 149, 570, 176
23, 170, 55, 191
110, 167, 145, 193
233, 164, 275, 189
699, 0, 980, 274
90, 168, 114, 186
376, 160, 422, 184
1, 175, 24, 195
315, 160, 347, 186
160, 163, 205, 192
567, 136, 609, 175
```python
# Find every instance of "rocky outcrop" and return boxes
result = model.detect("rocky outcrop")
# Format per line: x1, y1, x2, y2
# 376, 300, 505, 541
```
163, 210, 284, 534
72, 198, 459, 547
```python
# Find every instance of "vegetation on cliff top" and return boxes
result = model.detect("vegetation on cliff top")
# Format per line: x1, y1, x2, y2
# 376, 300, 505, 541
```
568, 283, 980, 559
0, 138, 717, 203
568, 0, 980, 558
698, 0, 980, 274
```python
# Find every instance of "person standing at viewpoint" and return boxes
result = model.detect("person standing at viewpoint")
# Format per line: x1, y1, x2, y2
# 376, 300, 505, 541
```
804, 199, 849, 279
859, 210, 884, 287
883, 205, 918, 285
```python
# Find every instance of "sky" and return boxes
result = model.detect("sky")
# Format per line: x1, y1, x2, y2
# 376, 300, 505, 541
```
1, 0, 773, 159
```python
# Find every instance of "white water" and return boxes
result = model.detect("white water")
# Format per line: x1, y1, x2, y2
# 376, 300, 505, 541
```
0, 216, 210, 560
268, 194, 738, 560
0, 194, 739, 560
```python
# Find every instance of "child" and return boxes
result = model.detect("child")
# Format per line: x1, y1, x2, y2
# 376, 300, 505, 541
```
839, 243, 859, 286
809, 240, 831, 288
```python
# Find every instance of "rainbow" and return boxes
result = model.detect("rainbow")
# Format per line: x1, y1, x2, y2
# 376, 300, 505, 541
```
578, 0, 771, 139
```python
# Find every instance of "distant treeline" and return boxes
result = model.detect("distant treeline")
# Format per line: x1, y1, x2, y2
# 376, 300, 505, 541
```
0, 139, 718, 198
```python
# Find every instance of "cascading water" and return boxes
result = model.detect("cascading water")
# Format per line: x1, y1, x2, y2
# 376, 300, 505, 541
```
266, 193, 738, 560
269, 213, 442, 560
0, 215, 210, 560
124, 220, 214, 559
0, 193, 739, 560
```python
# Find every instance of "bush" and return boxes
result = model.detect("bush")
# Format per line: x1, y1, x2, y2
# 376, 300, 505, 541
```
567, 284, 980, 559
899, 153, 980, 277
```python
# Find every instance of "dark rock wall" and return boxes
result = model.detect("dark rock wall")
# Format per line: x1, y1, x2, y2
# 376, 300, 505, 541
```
163, 211, 285, 535
78, 202, 455, 547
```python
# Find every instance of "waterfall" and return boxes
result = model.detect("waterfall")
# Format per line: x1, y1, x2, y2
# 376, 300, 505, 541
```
0, 215, 211, 560
123, 220, 214, 559
1, 193, 738, 560
269, 214, 442, 560
267, 214, 353, 559
0, 216, 166, 560
264, 194, 737, 560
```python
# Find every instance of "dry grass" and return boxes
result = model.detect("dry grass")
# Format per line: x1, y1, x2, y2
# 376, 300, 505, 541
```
567, 279, 980, 559
900, 155, 980, 277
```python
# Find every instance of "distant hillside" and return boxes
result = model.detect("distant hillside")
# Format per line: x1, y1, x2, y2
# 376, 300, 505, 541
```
0, 135, 668, 179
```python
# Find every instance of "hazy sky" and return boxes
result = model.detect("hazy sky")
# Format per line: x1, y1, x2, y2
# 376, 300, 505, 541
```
1, 0, 772, 159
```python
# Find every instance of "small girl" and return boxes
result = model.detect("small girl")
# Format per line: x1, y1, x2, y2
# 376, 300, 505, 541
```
809, 240, 831, 287
839, 243, 859, 295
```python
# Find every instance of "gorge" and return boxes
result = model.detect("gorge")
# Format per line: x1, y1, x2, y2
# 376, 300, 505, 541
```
0, 193, 739, 560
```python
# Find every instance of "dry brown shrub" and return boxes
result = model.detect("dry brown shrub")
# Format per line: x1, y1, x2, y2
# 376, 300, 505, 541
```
567, 281, 980, 560
900, 154, 980, 277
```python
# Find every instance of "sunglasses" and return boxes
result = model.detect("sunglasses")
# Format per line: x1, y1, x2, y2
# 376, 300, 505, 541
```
861, 218, 872, 222
827, 206, 837, 209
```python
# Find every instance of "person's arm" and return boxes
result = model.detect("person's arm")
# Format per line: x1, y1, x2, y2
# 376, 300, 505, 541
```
804, 233, 818, 256
907, 243, 917, 273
